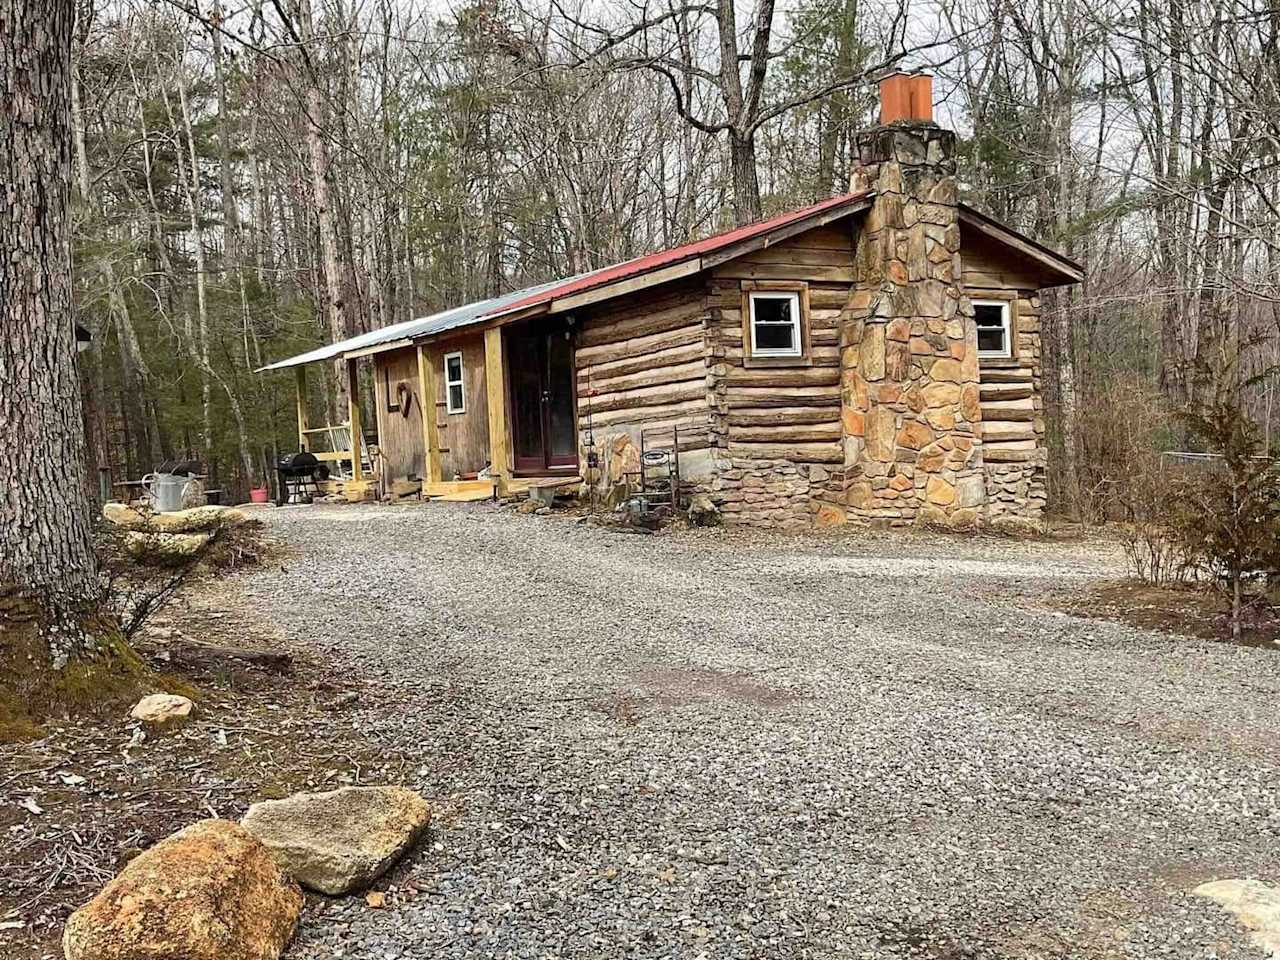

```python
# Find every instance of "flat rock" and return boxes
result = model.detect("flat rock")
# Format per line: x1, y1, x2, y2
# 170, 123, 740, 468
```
105, 502, 249, 534
102, 502, 149, 530
241, 785, 431, 895
124, 530, 212, 561
63, 818, 302, 960
148, 505, 249, 533
129, 693, 194, 727
1195, 879, 1280, 957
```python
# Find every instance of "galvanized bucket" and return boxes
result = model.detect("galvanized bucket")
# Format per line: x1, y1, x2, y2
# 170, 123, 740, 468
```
141, 473, 192, 513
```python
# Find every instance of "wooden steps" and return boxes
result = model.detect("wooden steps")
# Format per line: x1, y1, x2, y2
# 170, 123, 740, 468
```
424, 479, 495, 502
505, 475, 581, 495
433, 488, 496, 503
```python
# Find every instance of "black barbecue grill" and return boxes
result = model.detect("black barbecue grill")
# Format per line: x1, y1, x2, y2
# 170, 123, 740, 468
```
276, 452, 329, 506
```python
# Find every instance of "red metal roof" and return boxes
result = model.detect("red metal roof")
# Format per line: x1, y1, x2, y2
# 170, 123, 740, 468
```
487, 190, 870, 319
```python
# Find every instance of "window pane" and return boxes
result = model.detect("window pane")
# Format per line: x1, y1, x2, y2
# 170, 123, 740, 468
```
977, 327, 1005, 353
445, 355, 463, 383
753, 295, 793, 325
751, 294, 800, 354
755, 322, 795, 352
448, 383, 464, 411
974, 303, 1004, 328
974, 303, 1007, 354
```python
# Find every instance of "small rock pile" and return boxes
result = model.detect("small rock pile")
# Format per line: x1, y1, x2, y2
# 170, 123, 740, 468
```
103, 502, 254, 561
63, 785, 431, 960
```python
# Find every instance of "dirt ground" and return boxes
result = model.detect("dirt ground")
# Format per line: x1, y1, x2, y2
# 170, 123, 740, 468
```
5, 503, 1280, 959
0, 582, 415, 959
1049, 579, 1280, 649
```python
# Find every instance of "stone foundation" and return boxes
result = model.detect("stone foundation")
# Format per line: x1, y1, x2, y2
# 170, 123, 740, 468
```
983, 461, 1046, 519
704, 456, 1046, 528
710, 459, 842, 529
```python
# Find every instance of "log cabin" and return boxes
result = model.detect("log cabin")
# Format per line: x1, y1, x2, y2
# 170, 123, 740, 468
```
261, 73, 1081, 528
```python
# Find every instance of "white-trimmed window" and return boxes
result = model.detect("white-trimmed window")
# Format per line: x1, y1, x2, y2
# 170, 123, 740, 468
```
444, 352, 465, 414
748, 291, 803, 358
974, 300, 1012, 359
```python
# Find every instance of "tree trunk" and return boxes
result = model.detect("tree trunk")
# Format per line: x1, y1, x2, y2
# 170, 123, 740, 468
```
1, 0, 145, 731
296, 0, 351, 410
728, 130, 763, 225
1, 0, 97, 605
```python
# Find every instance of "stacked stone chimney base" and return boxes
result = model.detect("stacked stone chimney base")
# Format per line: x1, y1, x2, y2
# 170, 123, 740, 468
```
839, 123, 986, 529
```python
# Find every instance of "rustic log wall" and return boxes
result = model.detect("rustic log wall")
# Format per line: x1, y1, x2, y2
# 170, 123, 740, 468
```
962, 231, 1048, 519
372, 347, 425, 482
575, 277, 715, 493
704, 224, 852, 528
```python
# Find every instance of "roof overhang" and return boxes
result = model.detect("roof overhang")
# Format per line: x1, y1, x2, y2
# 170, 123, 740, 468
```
475, 191, 873, 330
958, 206, 1084, 286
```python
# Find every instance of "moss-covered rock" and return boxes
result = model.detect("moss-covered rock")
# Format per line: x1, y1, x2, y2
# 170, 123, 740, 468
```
0, 586, 178, 742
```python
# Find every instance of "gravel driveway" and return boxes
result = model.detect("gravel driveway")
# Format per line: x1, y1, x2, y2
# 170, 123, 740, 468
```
233, 503, 1280, 959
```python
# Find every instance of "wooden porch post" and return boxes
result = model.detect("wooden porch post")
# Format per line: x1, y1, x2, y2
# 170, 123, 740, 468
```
483, 327, 511, 495
346, 357, 363, 482
294, 366, 309, 452
415, 343, 442, 483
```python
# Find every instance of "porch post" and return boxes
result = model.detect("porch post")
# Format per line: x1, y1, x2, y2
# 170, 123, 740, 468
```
416, 342, 442, 483
483, 327, 511, 495
346, 357, 363, 482
294, 366, 309, 452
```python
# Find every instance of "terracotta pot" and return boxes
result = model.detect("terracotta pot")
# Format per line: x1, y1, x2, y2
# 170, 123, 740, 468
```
249, 487, 270, 504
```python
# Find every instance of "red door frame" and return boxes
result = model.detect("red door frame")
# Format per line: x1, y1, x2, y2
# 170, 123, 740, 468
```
507, 320, 578, 475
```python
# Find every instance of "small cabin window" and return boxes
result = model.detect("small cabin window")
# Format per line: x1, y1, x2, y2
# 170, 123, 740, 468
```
444, 352, 465, 414
383, 363, 399, 411
748, 291, 803, 358
974, 300, 1012, 359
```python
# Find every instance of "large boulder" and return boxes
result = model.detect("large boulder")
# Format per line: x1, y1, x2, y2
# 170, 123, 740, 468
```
63, 819, 302, 960
241, 786, 431, 895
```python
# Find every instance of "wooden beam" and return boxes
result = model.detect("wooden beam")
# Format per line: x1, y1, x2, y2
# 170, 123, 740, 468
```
484, 327, 511, 494
346, 357, 363, 483
701, 196, 872, 269
416, 343, 443, 483
423, 479, 495, 497
345, 338, 413, 360
959, 208, 1084, 285
294, 366, 309, 452
548, 259, 703, 313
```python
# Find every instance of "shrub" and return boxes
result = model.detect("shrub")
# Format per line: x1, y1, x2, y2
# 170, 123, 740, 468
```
1169, 372, 1280, 641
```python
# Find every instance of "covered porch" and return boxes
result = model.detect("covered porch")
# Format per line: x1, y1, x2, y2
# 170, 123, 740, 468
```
266, 314, 582, 504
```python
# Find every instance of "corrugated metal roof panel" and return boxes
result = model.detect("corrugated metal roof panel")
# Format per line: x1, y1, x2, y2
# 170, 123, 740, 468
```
255, 275, 579, 371
487, 192, 868, 318
257, 191, 870, 372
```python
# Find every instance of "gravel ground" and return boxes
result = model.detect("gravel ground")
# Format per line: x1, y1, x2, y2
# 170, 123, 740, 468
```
229, 502, 1280, 959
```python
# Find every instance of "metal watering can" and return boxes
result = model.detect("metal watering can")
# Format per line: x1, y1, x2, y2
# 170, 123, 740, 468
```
141, 473, 192, 513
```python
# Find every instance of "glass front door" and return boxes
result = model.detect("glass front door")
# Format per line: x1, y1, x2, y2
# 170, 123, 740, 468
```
509, 321, 578, 473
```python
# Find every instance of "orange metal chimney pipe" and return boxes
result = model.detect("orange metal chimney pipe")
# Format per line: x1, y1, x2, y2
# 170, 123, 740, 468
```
878, 72, 933, 124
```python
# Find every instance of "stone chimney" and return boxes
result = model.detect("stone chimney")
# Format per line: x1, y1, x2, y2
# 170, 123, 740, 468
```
840, 72, 986, 528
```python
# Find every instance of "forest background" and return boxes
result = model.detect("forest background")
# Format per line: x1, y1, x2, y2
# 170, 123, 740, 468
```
70, 0, 1280, 513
